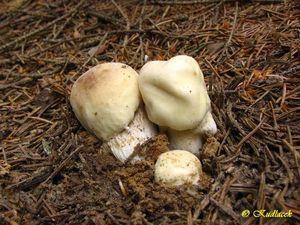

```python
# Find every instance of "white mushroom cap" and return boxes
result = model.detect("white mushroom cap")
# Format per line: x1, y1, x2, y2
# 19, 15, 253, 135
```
70, 63, 157, 162
195, 111, 218, 136
138, 55, 217, 154
155, 150, 202, 186
139, 55, 210, 131
71, 63, 140, 140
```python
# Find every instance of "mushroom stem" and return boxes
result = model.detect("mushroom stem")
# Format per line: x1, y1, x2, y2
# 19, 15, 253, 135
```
167, 112, 217, 154
167, 129, 202, 155
107, 106, 157, 163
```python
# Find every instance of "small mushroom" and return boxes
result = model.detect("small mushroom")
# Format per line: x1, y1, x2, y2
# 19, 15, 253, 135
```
154, 150, 202, 186
70, 63, 157, 162
138, 55, 217, 154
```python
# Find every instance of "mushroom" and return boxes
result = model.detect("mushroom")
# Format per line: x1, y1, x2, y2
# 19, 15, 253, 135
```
138, 55, 217, 154
70, 63, 157, 163
154, 150, 202, 186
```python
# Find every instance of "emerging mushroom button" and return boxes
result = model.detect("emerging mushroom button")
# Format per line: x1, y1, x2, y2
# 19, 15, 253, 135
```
138, 55, 217, 154
155, 150, 202, 186
70, 63, 157, 163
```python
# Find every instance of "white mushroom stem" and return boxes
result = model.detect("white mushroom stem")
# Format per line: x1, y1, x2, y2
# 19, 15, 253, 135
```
167, 129, 202, 155
167, 112, 217, 154
107, 106, 157, 163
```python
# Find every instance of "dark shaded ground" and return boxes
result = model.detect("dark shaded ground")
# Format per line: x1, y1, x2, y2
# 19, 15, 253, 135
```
0, 0, 299, 224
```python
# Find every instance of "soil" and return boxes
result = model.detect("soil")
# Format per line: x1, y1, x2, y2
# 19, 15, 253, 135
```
0, 0, 300, 225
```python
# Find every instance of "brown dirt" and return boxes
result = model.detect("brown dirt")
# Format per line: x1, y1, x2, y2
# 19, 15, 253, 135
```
200, 136, 220, 159
1, 0, 300, 225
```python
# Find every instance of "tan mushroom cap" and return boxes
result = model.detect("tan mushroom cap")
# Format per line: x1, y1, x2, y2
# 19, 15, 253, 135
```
70, 63, 140, 141
138, 55, 210, 131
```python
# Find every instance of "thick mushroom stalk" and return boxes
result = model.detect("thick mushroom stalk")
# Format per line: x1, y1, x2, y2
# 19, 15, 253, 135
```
107, 106, 156, 162
155, 150, 202, 186
167, 129, 202, 155
168, 112, 217, 154
138, 55, 217, 154
70, 63, 157, 163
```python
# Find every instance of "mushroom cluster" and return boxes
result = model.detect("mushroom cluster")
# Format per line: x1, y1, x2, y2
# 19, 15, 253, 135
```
70, 55, 217, 187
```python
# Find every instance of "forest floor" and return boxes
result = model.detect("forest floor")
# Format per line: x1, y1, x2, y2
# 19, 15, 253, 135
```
0, 0, 299, 224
